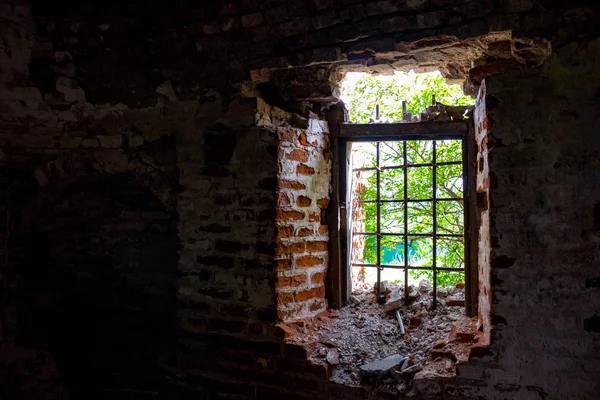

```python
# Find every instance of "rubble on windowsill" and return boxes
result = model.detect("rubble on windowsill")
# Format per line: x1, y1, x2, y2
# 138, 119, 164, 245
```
285, 279, 481, 394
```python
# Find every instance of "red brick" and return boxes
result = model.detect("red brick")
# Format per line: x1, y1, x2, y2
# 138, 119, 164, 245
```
291, 274, 307, 287
298, 132, 310, 146
276, 276, 292, 289
276, 209, 305, 221
409, 315, 421, 328
277, 292, 294, 305
286, 149, 309, 162
296, 227, 314, 237
317, 198, 329, 208
278, 225, 294, 238
278, 130, 298, 143
296, 195, 312, 207
430, 349, 456, 361
276, 241, 306, 256
296, 164, 315, 175
278, 192, 291, 206
318, 225, 329, 235
309, 300, 325, 312
311, 272, 326, 285
278, 180, 306, 190
276, 259, 292, 271
308, 212, 320, 222
294, 286, 325, 302
306, 241, 328, 253
295, 255, 323, 268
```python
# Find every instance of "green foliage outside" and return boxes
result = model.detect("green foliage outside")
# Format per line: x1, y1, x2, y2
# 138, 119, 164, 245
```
345, 71, 471, 287
341, 71, 474, 123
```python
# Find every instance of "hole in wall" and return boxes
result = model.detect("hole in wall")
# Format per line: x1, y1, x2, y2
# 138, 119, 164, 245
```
270, 30, 551, 396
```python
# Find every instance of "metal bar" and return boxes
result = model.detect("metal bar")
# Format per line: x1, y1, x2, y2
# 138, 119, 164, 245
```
396, 310, 406, 334
462, 134, 472, 316
352, 232, 463, 238
376, 142, 383, 303
353, 160, 461, 171
466, 122, 478, 317
339, 121, 468, 138
358, 198, 463, 203
432, 140, 438, 309
352, 263, 464, 272
403, 141, 409, 305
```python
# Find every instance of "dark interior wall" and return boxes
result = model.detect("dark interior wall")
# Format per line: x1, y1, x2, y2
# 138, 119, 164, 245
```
0, 0, 599, 399
482, 41, 600, 399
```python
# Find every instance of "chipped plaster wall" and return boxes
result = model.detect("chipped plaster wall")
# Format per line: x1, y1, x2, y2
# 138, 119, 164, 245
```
482, 39, 600, 399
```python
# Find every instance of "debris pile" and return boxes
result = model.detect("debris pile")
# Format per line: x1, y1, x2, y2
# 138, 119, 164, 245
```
286, 279, 477, 393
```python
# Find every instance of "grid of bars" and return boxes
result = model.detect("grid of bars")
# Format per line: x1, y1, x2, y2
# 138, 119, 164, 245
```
351, 140, 466, 307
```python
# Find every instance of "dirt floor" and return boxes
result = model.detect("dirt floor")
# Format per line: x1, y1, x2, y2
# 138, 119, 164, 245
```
286, 279, 469, 392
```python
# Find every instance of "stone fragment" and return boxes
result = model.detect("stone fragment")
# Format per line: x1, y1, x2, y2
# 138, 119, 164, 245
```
455, 281, 465, 289
418, 278, 431, 293
437, 287, 449, 298
359, 354, 407, 383
326, 348, 340, 365
406, 284, 418, 301
373, 280, 392, 297
382, 289, 403, 312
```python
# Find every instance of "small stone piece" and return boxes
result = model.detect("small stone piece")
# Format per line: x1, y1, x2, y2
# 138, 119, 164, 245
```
383, 290, 403, 312
418, 278, 431, 293
326, 348, 340, 365
406, 284, 418, 301
359, 354, 407, 382
373, 280, 392, 297
455, 281, 465, 289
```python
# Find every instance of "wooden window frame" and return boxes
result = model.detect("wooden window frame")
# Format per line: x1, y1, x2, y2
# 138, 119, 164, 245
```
327, 121, 478, 317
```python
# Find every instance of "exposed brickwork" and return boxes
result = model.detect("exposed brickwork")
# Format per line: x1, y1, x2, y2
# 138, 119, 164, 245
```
275, 121, 331, 321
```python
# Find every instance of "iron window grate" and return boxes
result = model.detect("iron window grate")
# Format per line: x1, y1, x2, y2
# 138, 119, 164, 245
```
351, 140, 466, 307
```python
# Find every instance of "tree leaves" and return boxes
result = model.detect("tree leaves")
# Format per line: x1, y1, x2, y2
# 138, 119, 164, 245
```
342, 71, 475, 123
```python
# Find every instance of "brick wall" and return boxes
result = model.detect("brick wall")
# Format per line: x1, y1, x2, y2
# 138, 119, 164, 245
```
0, 0, 599, 399
275, 121, 331, 321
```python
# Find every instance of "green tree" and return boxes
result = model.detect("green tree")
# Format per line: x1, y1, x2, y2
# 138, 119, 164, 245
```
346, 72, 471, 287
342, 71, 474, 123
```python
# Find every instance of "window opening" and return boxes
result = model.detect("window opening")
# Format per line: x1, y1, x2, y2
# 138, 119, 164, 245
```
336, 69, 473, 311
349, 139, 466, 308
340, 70, 475, 123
